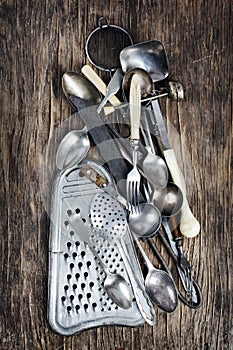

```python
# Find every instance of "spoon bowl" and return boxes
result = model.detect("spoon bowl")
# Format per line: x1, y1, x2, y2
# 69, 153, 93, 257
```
128, 203, 161, 237
62, 71, 102, 109
152, 182, 183, 217
104, 273, 133, 309
134, 235, 178, 312
56, 129, 90, 170
122, 67, 153, 101
145, 267, 178, 312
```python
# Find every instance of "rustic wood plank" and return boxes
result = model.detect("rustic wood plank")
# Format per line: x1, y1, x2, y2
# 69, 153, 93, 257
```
0, 0, 232, 349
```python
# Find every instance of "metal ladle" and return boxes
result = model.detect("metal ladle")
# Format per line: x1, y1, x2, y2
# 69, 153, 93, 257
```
69, 213, 133, 309
128, 203, 161, 238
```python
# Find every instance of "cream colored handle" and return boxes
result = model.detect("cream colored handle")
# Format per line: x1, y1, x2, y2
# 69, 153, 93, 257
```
81, 65, 121, 107
129, 75, 141, 141
164, 148, 200, 238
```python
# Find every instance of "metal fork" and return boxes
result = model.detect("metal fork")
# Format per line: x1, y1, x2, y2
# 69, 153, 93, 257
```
126, 75, 141, 214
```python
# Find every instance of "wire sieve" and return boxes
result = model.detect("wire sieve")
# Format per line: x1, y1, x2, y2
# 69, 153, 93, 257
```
85, 16, 133, 74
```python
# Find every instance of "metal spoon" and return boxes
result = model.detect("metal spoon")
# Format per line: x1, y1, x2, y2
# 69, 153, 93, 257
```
69, 213, 133, 309
128, 203, 161, 238
56, 129, 90, 170
134, 235, 178, 312
62, 71, 102, 109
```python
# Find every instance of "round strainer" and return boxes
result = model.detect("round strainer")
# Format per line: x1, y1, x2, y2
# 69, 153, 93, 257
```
85, 16, 133, 74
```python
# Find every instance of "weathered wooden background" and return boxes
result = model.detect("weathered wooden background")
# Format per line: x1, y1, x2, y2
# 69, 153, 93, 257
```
0, 0, 232, 349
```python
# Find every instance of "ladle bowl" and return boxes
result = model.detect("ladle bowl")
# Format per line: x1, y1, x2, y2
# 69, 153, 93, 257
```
128, 203, 161, 238
122, 67, 153, 101
152, 182, 183, 217
120, 40, 169, 82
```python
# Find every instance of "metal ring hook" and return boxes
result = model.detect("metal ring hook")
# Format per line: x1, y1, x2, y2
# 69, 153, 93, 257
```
98, 16, 110, 28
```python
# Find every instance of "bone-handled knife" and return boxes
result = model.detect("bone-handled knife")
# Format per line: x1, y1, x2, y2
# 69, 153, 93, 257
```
151, 99, 200, 238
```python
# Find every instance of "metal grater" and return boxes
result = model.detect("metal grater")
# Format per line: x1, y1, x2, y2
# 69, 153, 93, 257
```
48, 160, 151, 335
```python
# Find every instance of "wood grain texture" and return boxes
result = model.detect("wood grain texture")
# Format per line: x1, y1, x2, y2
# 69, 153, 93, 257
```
0, 0, 232, 349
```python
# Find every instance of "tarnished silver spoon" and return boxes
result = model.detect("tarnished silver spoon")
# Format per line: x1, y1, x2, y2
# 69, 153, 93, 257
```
134, 235, 178, 313
56, 129, 90, 170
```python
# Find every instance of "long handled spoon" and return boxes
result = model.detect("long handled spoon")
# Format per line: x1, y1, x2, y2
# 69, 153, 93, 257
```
133, 235, 178, 312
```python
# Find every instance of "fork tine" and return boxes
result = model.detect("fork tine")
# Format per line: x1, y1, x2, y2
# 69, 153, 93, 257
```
134, 182, 140, 214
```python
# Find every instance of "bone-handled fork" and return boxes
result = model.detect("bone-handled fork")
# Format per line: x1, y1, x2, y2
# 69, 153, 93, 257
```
126, 75, 142, 215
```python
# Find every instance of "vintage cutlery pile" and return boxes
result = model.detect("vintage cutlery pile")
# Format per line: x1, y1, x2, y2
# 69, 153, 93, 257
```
48, 17, 202, 335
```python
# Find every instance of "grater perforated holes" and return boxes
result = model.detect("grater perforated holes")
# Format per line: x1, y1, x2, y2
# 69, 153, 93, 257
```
67, 274, 72, 280
89, 281, 94, 288
61, 296, 66, 302
75, 273, 80, 279
87, 293, 91, 298
67, 306, 72, 312
78, 294, 83, 300
70, 295, 74, 301
75, 241, 80, 247
81, 251, 86, 258
78, 262, 83, 269
72, 252, 77, 258
75, 208, 80, 214
81, 283, 86, 289
75, 305, 80, 311
70, 263, 74, 269
67, 242, 72, 249
73, 284, 77, 290
64, 220, 69, 227
86, 261, 91, 268
64, 253, 69, 259
84, 272, 88, 279
64, 285, 69, 291
70, 230, 74, 236
67, 209, 72, 216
